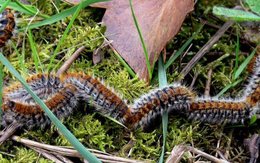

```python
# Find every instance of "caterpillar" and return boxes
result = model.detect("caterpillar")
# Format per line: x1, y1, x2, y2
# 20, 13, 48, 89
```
244, 54, 260, 107
0, 8, 15, 48
2, 84, 78, 129
1, 55, 259, 130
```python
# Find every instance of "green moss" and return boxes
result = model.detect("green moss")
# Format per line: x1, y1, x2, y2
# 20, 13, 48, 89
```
9, 147, 52, 163
0, 154, 10, 163
64, 114, 114, 151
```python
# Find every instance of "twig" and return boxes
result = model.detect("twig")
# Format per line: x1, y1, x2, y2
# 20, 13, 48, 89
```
204, 68, 212, 96
56, 46, 85, 76
11, 135, 145, 163
166, 145, 230, 163
180, 20, 234, 77
244, 134, 260, 163
0, 121, 22, 145
29, 146, 68, 163
189, 72, 198, 89
165, 145, 187, 163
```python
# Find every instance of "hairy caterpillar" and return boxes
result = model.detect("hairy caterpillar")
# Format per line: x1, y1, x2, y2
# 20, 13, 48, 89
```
0, 8, 15, 48
1, 53, 259, 130
2, 84, 78, 129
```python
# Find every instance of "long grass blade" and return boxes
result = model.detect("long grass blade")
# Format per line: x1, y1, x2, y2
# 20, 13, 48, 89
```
234, 46, 258, 79
158, 55, 168, 163
47, 1, 84, 72
0, 0, 49, 18
28, 29, 43, 73
216, 79, 243, 97
129, 0, 152, 80
26, 0, 107, 30
0, 53, 101, 162
233, 30, 240, 79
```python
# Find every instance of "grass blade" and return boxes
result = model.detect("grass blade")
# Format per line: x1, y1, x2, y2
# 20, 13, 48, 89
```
26, 0, 107, 30
129, 0, 152, 80
216, 79, 243, 97
158, 55, 168, 163
28, 29, 43, 73
47, 1, 84, 72
0, 0, 10, 13
0, 0, 49, 18
234, 47, 257, 79
111, 46, 136, 77
0, 53, 101, 163
233, 30, 240, 79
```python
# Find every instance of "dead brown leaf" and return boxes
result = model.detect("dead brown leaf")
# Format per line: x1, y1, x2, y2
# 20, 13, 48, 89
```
63, 0, 194, 81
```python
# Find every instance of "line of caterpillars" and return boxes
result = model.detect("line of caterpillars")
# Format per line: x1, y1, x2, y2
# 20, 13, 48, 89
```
1, 55, 259, 130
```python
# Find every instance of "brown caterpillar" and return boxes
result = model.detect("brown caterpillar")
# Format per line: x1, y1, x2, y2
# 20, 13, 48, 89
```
0, 8, 15, 48
1, 66, 259, 130
2, 84, 78, 129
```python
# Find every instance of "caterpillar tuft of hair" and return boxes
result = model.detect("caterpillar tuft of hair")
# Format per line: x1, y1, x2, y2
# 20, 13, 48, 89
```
0, 8, 15, 48
1, 55, 259, 130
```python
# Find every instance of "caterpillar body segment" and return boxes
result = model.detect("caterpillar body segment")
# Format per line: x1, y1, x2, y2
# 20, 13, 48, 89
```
189, 98, 251, 124
3, 74, 64, 103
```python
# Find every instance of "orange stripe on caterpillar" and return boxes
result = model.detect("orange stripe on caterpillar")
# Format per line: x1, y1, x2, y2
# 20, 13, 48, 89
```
60, 72, 129, 120
123, 84, 195, 129
246, 87, 260, 107
0, 8, 15, 48
188, 98, 251, 124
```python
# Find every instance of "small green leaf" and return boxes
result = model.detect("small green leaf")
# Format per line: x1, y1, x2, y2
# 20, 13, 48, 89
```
246, 0, 260, 15
249, 115, 257, 125
213, 6, 260, 22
